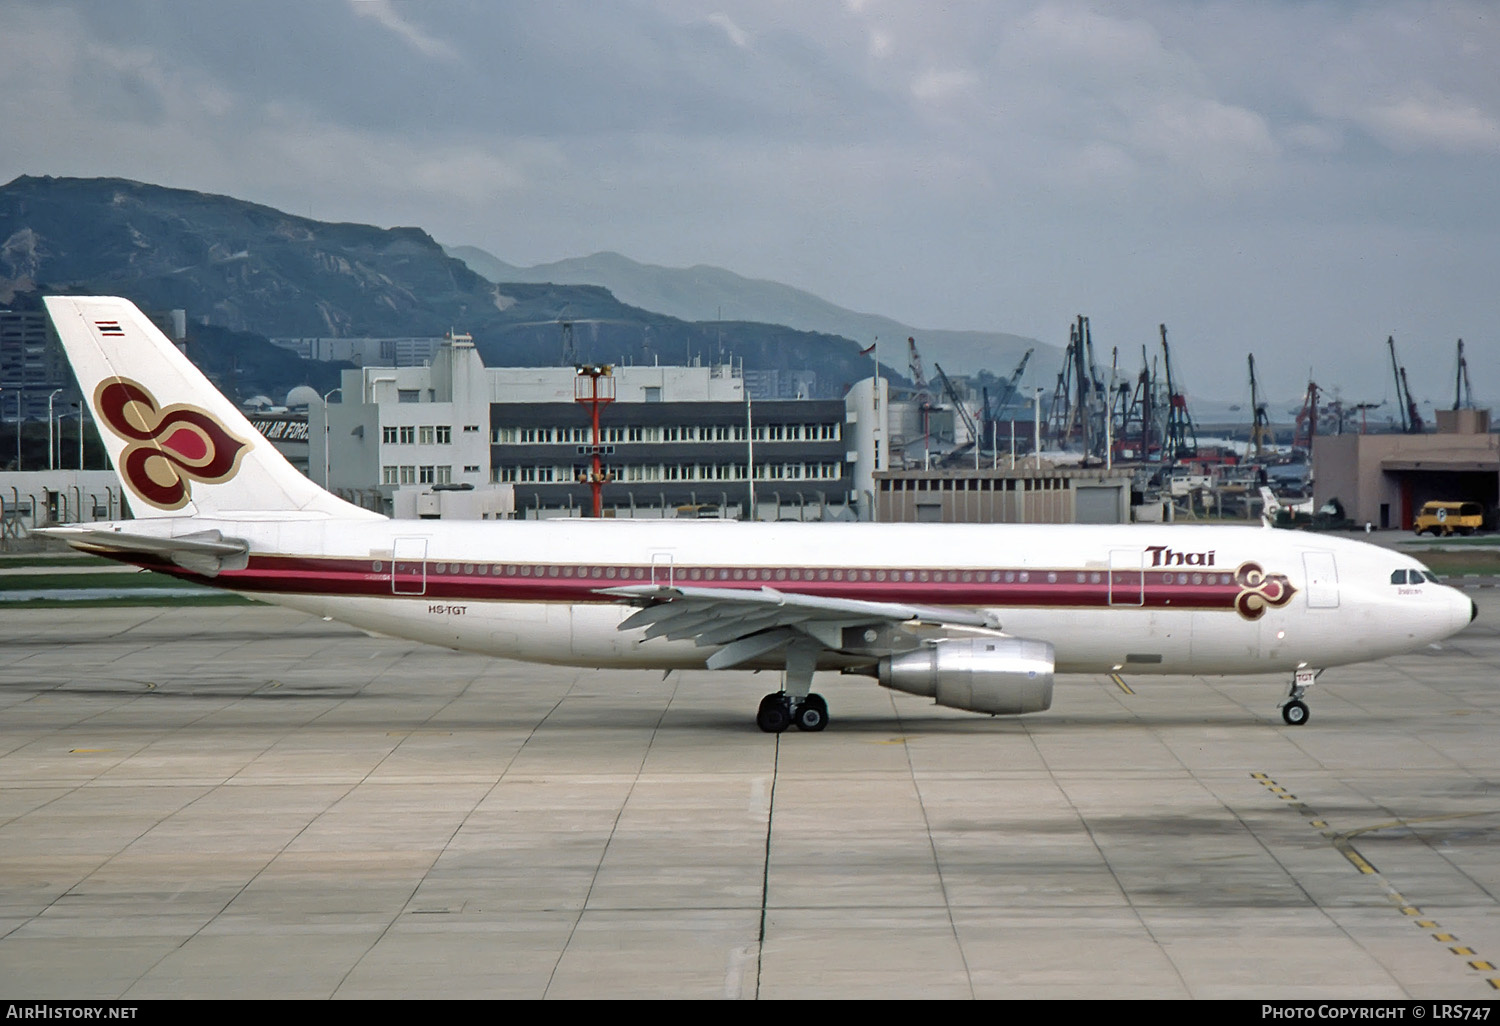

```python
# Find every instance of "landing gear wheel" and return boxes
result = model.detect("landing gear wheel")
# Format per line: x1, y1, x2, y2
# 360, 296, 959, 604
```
794, 693, 829, 732
756, 693, 792, 734
1282, 700, 1309, 726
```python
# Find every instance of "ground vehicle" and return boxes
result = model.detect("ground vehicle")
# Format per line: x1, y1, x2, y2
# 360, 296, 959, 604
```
1413, 501, 1485, 536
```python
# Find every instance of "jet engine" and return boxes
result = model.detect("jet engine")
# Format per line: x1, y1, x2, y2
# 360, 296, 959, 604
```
877, 637, 1054, 715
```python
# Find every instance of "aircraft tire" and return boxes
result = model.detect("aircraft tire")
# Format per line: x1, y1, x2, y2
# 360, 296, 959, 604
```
794, 694, 829, 732
757, 693, 792, 734
1282, 700, 1309, 726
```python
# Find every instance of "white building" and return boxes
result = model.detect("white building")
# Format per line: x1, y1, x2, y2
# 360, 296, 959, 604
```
312, 336, 884, 519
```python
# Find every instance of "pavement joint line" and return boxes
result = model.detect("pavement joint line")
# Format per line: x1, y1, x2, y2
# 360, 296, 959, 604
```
1254, 771, 1500, 982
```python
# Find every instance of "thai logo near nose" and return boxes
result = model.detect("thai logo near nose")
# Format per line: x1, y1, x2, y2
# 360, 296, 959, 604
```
1233, 562, 1296, 620
94, 379, 250, 510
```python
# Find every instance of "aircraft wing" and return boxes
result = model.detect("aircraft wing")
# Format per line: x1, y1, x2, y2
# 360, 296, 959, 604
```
598, 583, 1000, 669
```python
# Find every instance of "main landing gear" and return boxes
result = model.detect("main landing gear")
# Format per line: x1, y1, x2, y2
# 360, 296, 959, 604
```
1280, 668, 1320, 726
757, 692, 828, 733
756, 639, 829, 733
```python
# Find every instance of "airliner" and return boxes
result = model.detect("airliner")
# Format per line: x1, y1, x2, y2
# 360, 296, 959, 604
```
35, 297, 1476, 732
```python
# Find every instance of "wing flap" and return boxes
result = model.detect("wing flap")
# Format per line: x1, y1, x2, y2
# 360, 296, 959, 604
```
599, 582, 1001, 663
601, 584, 999, 630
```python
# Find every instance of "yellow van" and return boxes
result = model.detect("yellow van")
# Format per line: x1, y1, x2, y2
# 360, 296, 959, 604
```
1413, 501, 1485, 536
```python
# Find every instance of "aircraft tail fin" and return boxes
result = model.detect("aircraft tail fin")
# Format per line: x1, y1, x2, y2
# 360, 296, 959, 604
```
43, 296, 382, 521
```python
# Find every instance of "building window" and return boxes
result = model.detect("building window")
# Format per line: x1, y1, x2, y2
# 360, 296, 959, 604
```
419, 465, 435, 484
382, 466, 398, 484
398, 390, 420, 403
644, 387, 661, 403
399, 426, 415, 444
400, 465, 416, 484
436, 465, 452, 484
419, 426, 435, 445
382, 426, 398, 444
464, 465, 480, 473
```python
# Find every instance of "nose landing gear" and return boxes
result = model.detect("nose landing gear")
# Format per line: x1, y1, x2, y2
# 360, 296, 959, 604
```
1280, 668, 1319, 726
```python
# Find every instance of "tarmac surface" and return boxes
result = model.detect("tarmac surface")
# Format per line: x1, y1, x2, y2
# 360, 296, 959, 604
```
1, 593, 1498, 1000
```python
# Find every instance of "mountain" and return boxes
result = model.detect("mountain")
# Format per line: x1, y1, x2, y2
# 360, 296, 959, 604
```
0, 175, 897, 399
447, 245, 1056, 384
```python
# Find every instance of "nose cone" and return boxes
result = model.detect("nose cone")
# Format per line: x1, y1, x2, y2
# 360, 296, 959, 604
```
1447, 587, 1478, 637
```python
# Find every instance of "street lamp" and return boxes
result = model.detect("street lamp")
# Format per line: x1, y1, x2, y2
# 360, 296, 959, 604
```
47, 389, 62, 471
322, 387, 342, 487
1031, 388, 1044, 471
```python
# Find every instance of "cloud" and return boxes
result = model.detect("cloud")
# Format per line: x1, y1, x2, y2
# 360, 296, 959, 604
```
705, 12, 751, 50
347, 0, 460, 62
910, 68, 978, 104
1358, 92, 1500, 155
3, 1, 1499, 399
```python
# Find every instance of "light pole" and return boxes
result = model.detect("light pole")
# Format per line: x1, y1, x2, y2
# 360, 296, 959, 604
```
322, 387, 341, 487
1031, 388, 1043, 471
47, 389, 62, 471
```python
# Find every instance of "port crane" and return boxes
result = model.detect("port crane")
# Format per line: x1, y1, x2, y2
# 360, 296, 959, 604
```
1386, 336, 1424, 433
1454, 339, 1474, 410
1246, 354, 1274, 460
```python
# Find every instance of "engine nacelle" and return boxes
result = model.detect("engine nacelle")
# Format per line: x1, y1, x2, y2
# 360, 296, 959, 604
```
878, 637, 1055, 715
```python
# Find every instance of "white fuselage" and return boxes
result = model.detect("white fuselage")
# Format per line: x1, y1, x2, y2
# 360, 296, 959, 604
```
115, 517, 1475, 676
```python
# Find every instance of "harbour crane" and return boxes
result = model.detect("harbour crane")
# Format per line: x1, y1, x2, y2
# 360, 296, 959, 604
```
1454, 339, 1474, 410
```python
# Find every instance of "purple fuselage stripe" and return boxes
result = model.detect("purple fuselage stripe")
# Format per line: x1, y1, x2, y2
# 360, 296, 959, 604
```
127, 552, 1245, 613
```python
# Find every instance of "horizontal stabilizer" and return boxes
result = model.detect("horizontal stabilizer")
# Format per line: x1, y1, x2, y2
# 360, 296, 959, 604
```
33, 526, 249, 576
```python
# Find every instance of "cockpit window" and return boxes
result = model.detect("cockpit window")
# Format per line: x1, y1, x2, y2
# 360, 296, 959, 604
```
1391, 569, 1407, 585
1423, 570, 1441, 584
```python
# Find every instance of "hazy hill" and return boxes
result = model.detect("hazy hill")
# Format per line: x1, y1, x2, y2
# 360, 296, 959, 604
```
448, 245, 1057, 384
0, 176, 895, 398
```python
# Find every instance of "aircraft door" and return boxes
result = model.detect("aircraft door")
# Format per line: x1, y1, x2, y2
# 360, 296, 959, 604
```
1302, 551, 1339, 609
651, 552, 674, 588
392, 537, 428, 595
1108, 548, 1144, 606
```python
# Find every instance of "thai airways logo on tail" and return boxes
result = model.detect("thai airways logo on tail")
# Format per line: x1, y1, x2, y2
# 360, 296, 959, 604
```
95, 378, 251, 510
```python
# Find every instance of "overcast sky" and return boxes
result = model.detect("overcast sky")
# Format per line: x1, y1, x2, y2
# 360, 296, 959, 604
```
4, 0, 1497, 404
